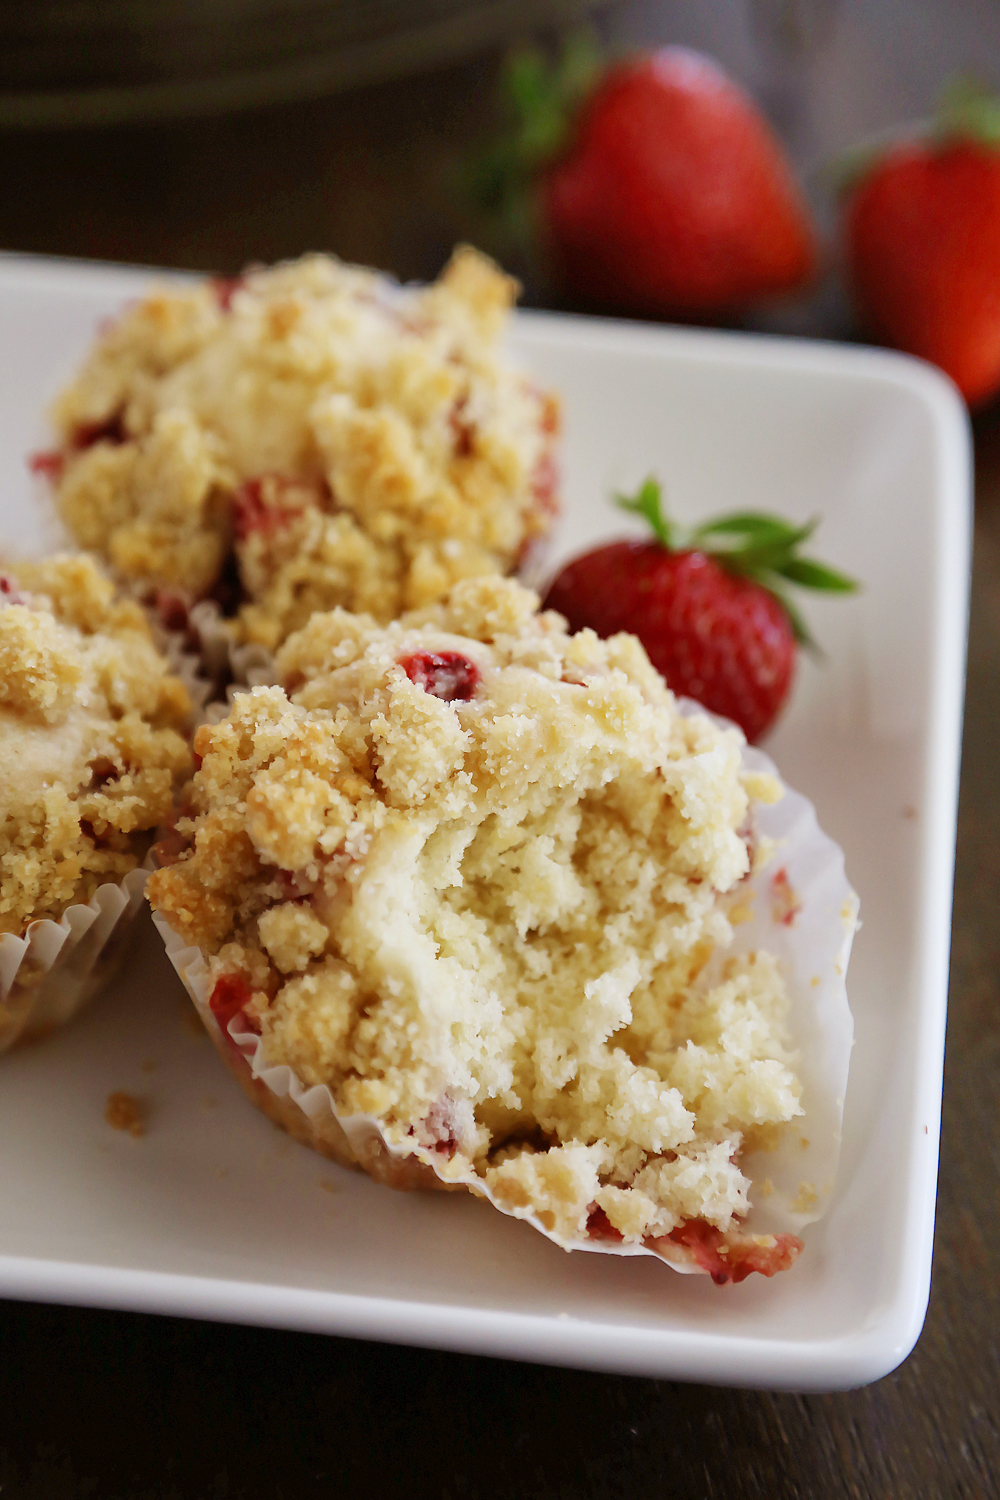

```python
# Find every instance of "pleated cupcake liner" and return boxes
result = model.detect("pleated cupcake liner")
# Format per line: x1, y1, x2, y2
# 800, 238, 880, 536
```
0, 863, 150, 1054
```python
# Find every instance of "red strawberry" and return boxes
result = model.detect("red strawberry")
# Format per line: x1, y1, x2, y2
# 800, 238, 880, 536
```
208, 973, 259, 1047
844, 88, 1000, 406
399, 650, 481, 702
542, 49, 817, 317
542, 479, 855, 742
472, 42, 816, 318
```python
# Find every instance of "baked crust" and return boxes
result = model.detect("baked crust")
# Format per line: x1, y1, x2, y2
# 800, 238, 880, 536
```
46, 247, 560, 650
0, 554, 192, 935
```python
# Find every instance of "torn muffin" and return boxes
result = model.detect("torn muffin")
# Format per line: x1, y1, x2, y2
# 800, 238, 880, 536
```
148, 577, 803, 1281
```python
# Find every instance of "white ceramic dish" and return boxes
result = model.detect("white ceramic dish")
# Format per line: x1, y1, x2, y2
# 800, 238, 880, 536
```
0, 255, 970, 1389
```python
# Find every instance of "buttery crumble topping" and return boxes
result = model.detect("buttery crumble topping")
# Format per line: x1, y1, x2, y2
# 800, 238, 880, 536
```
47, 248, 560, 651
0, 553, 192, 935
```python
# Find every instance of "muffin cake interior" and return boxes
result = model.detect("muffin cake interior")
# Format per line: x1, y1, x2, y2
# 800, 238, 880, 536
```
149, 578, 803, 1275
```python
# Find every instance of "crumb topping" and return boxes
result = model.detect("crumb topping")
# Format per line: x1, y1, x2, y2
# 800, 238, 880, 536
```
147, 577, 798, 1248
48, 247, 560, 649
0, 554, 193, 934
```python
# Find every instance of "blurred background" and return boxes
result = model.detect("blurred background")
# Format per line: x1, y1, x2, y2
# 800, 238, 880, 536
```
2, 0, 1000, 347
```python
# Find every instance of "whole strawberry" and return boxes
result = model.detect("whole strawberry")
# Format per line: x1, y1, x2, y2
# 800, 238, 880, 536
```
471, 41, 817, 319
542, 480, 855, 742
542, 48, 817, 317
844, 84, 1000, 406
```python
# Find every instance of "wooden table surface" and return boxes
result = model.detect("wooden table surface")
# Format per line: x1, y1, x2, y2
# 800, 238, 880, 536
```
1, 52, 998, 1500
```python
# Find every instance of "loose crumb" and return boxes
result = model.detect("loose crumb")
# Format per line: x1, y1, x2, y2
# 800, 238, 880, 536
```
105, 1090, 145, 1137
791, 1181, 819, 1213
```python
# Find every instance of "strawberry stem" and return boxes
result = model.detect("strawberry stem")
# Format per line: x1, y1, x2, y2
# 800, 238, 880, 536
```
614, 477, 858, 647
464, 30, 602, 222
615, 475, 676, 548
935, 75, 1000, 148
833, 76, 1000, 199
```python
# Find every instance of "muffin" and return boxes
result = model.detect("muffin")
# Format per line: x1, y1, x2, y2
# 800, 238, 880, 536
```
148, 577, 815, 1282
0, 554, 193, 1050
41, 247, 560, 656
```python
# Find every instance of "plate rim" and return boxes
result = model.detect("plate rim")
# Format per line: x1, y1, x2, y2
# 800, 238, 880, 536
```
0, 253, 973, 1389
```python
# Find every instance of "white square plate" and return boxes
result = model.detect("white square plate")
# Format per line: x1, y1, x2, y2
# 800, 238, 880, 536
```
0, 255, 970, 1390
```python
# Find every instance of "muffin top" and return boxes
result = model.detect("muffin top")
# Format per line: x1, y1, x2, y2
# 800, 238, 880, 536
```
46, 247, 559, 651
0, 554, 192, 935
148, 577, 801, 1258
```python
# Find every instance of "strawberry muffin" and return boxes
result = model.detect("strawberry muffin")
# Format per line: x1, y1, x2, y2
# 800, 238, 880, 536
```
148, 576, 805, 1282
41, 247, 559, 654
0, 554, 193, 1049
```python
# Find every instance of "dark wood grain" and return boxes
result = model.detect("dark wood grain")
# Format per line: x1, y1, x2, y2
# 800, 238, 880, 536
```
0, 57, 500, 285
0, 52, 998, 1500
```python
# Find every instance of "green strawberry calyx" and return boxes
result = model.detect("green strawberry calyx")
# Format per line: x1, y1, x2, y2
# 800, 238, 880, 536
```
616, 477, 858, 647
464, 31, 602, 230
935, 76, 1000, 149
834, 77, 1000, 196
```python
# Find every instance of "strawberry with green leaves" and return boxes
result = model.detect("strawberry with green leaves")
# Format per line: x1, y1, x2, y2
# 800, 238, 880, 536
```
473, 40, 817, 319
844, 82, 1000, 407
542, 479, 856, 742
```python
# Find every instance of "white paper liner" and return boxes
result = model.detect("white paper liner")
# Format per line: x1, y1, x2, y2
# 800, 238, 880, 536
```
151, 721, 858, 1278
187, 598, 282, 692
152, 633, 213, 730
187, 543, 557, 704
0, 863, 150, 1054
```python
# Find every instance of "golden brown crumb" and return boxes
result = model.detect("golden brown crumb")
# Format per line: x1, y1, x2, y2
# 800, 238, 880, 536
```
105, 1090, 145, 1137
0, 554, 192, 935
48, 248, 560, 650
791, 1181, 819, 1213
